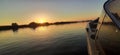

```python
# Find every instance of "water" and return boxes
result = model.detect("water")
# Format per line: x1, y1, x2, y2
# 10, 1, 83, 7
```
0, 23, 88, 55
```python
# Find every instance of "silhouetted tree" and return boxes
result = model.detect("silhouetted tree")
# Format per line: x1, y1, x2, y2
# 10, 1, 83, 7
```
29, 22, 38, 29
11, 23, 18, 32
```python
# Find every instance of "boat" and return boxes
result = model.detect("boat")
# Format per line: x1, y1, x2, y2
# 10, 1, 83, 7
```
86, 0, 120, 55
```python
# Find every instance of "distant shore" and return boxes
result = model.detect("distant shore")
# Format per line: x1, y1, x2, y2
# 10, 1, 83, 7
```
0, 20, 91, 32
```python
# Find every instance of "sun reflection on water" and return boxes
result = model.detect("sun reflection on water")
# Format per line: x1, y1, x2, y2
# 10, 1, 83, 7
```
38, 27, 47, 31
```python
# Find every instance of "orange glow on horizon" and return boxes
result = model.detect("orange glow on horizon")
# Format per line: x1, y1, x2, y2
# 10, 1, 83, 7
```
34, 13, 52, 23
39, 19, 47, 23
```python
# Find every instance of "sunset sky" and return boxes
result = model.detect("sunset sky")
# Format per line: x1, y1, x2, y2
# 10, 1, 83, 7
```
0, 0, 106, 25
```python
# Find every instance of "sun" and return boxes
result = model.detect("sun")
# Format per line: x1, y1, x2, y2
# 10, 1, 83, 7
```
39, 19, 46, 23
34, 13, 51, 23
39, 18, 47, 23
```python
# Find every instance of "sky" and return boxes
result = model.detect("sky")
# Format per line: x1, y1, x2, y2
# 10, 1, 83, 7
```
0, 0, 106, 25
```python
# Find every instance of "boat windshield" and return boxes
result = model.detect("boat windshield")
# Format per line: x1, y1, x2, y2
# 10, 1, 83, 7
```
109, 0, 120, 22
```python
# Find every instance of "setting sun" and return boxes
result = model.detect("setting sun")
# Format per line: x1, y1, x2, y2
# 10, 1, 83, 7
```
34, 13, 51, 23
39, 19, 46, 23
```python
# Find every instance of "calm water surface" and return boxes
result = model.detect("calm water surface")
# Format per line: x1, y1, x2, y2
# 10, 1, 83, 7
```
0, 23, 88, 55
